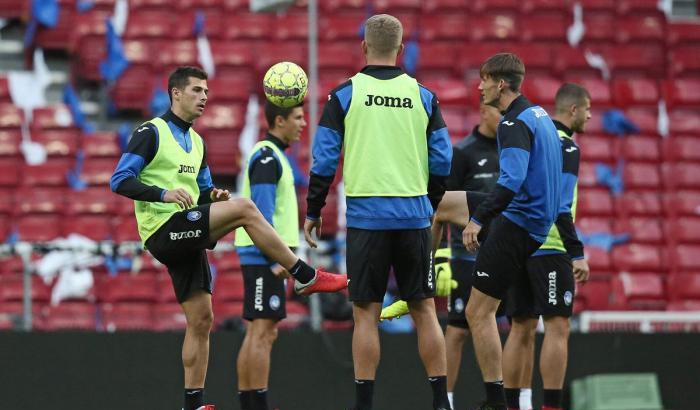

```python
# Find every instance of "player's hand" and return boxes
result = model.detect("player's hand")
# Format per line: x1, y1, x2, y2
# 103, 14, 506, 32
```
435, 260, 458, 297
210, 188, 231, 202
303, 217, 322, 248
573, 258, 590, 283
462, 221, 482, 252
163, 188, 194, 209
271, 263, 291, 279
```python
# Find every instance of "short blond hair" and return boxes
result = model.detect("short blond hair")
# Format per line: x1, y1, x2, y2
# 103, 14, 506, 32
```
364, 14, 403, 56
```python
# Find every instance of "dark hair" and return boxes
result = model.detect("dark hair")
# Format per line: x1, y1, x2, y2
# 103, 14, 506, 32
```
264, 101, 303, 129
555, 83, 591, 113
479, 53, 526, 92
167, 66, 208, 102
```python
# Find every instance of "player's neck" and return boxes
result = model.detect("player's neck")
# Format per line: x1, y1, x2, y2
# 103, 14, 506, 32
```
498, 91, 520, 112
171, 105, 195, 124
552, 115, 572, 130
477, 124, 496, 139
365, 55, 397, 66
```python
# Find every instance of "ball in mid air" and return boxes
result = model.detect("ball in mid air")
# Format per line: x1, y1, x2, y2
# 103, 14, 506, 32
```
263, 61, 308, 108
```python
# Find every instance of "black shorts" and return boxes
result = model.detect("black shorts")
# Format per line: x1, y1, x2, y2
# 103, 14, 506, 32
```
472, 215, 542, 300
242, 265, 287, 321
507, 254, 576, 318
346, 228, 435, 303
448, 258, 508, 329
145, 204, 216, 304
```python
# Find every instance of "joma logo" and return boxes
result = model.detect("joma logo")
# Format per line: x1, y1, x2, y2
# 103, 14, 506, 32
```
364, 94, 413, 108
178, 164, 196, 174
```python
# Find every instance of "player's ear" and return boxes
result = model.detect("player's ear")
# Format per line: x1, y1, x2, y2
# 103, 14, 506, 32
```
397, 43, 404, 56
361, 40, 368, 55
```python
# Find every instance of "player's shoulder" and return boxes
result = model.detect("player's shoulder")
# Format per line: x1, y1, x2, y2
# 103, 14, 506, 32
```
417, 82, 438, 101
329, 79, 353, 98
560, 136, 580, 154
251, 145, 281, 164
132, 122, 157, 137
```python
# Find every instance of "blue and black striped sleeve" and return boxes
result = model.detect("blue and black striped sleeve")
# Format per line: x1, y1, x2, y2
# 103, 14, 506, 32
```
110, 124, 165, 202
419, 85, 452, 211
197, 141, 215, 205
555, 138, 584, 259
248, 147, 283, 226
471, 119, 531, 226
306, 81, 351, 219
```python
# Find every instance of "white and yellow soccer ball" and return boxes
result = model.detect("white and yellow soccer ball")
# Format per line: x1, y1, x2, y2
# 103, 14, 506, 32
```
262, 61, 308, 108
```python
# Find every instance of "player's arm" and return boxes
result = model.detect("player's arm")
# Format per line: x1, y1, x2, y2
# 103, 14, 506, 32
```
471, 120, 531, 227
249, 148, 282, 226
110, 124, 164, 201
197, 142, 230, 204
423, 87, 452, 212
555, 139, 584, 260
306, 84, 348, 220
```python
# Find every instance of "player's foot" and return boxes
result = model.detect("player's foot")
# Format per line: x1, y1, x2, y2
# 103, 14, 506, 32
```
380, 299, 409, 321
294, 268, 348, 295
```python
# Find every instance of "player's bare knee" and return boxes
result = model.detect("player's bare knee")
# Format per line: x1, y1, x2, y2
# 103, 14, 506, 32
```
189, 310, 214, 335
544, 316, 570, 337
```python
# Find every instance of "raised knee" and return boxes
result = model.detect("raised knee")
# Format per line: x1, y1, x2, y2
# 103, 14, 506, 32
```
544, 316, 570, 337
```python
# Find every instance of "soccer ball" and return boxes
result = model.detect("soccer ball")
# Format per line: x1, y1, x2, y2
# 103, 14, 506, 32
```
262, 62, 308, 108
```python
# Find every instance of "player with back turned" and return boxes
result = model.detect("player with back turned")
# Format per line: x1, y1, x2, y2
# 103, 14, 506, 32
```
303, 14, 453, 410
110, 66, 346, 410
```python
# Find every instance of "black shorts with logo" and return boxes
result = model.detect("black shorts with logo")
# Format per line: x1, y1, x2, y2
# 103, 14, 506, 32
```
448, 258, 507, 329
472, 215, 543, 301
346, 228, 435, 303
242, 265, 287, 321
507, 253, 576, 318
145, 204, 216, 304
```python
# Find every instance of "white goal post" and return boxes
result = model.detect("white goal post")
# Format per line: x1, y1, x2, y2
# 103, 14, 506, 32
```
578, 311, 700, 333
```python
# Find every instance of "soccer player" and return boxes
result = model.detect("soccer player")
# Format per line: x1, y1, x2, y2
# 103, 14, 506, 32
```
234, 101, 307, 410
430, 53, 562, 410
303, 14, 453, 410
502, 83, 592, 410
110, 66, 346, 410
380, 100, 502, 409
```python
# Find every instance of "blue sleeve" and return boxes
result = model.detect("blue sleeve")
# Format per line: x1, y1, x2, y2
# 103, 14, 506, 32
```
310, 125, 343, 177
559, 173, 578, 214
497, 147, 530, 193
251, 184, 276, 225
419, 85, 452, 176
110, 153, 146, 192
110, 124, 164, 201
197, 166, 214, 193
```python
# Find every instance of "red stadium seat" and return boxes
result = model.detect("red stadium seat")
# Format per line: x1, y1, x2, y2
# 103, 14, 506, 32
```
157, 40, 199, 72
16, 187, 66, 215
520, 0, 571, 14
318, 42, 363, 72
521, 76, 561, 106
153, 302, 187, 331
612, 78, 660, 107
82, 131, 121, 158
178, 0, 225, 11
221, 0, 248, 10
0, 75, 10, 102
662, 163, 700, 190
520, 14, 568, 43
129, 0, 170, 10
209, 251, 241, 275
21, 159, 72, 190
208, 42, 254, 81
62, 215, 112, 240
624, 163, 661, 190
99, 275, 158, 303
0, 158, 20, 187
667, 21, 700, 46
576, 217, 612, 235
611, 272, 666, 310
509, 44, 554, 74
612, 243, 662, 271
112, 216, 140, 242
581, 12, 615, 44
320, 13, 365, 41
32, 129, 80, 157
274, 13, 309, 41
222, 12, 273, 40
417, 43, 460, 79
419, 14, 470, 41
213, 301, 244, 326
576, 162, 601, 188
39, 302, 97, 331
438, 107, 470, 138
72, 34, 107, 82
663, 191, 700, 217
111, 69, 156, 113
254, 42, 307, 73
583, 108, 606, 134
668, 109, 700, 136
123, 11, 175, 40
614, 15, 665, 44
662, 136, 700, 162
576, 188, 614, 216
0, 274, 52, 303
35, 8, 75, 50
667, 273, 700, 301
469, 0, 518, 13
577, 135, 614, 162
469, 13, 518, 42
614, 217, 663, 244
66, 187, 116, 215
668, 46, 700, 77
196, 104, 245, 132
619, 136, 660, 162
0, 0, 27, 17
624, 108, 658, 135
605, 44, 665, 77
0, 103, 24, 129
101, 303, 154, 331
206, 74, 253, 104
421, 78, 470, 107
664, 79, 700, 109
31, 105, 76, 130
422, 0, 468, 13
0, 129, 20, 157
170, 11, 223, 39
374, 0, 422, 12
672, 245, 700, 272
665, 217, 700, 244
154, 274, 177, 303
614, 192, 662, 217
213, 274, 245, 302
458, 42, 516, 73
575, 279, 612, 311
666, 299, 700, 311
81, 158, 116, 186
17, 215, 61, 241
565, 77, 612, 108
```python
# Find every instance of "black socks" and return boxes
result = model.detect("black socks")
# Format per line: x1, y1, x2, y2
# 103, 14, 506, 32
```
354, 379, 375, 410
505, 388, 520, 409
184, 388, 204, 410
484, 380, 506, 406
289, 259, 315, 283
429, 375, 451, 409
543, 389, 563, 409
